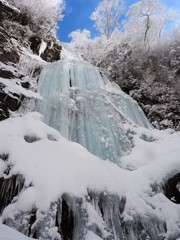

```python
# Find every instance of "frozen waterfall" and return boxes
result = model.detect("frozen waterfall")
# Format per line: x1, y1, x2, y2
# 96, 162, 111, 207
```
1, 43, 180, 240
35, 43, 152, 164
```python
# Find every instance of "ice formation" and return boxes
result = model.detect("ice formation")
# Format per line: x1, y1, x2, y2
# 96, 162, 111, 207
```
35, 44, 151, 164
0, 44, 180, 240
39, 40, 47, 57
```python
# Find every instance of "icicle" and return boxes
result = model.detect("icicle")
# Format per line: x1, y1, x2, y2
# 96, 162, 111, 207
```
39, 40, 47, 57
34, 44, 152, 164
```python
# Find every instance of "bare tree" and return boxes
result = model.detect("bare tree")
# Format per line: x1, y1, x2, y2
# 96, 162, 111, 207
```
90, 0, 124, 39
7, 0, 64, 38
126, 0, 172, 45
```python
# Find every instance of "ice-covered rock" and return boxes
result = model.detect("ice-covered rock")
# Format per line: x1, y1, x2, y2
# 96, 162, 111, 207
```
0, 44, 180, 240
35, 44, 152, 164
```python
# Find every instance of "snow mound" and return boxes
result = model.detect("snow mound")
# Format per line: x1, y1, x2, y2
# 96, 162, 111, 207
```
0, 113, 179, 239
0, 224, 34, 240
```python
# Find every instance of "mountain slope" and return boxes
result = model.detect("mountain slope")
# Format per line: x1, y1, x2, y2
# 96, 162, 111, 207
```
0, 1, 180, 240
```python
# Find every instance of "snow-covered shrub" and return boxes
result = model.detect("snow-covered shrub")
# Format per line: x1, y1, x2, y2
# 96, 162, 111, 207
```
2, 20, 33, 42
7, 0, 64, 38
90, 0, 124, 39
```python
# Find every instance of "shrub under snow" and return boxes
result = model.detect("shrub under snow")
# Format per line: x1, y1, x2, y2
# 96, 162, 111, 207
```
6, 0, 64, 38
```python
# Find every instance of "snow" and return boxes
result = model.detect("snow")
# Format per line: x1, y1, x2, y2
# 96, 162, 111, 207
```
0, 44, 180, 239
0, 224, 34, 240
0, 42, 46, 104
0, 112, 179, 239
85, 231, 103, 240
0, 77, 41, 100
121, 125, 180, 170
35, 45, 151, 164
0, 0, 20, 12
39, 40, 47, 57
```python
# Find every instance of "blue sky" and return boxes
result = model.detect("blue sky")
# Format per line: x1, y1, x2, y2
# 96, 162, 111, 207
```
57, 0, 180, 42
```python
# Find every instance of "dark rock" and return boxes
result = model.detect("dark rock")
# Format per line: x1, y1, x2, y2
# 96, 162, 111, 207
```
164, 173, 180, 204
0, 27, 10, 45
47, 134, 58, 141
176, 68, 180, 75
0, 174, 24, 214
28, 209, 37, 238
24, 135, 41, 143
0, 25, 20, 64
0, 84, 23, 120
0, 69, 15, 79
0, 50, 20, 64
29, 36, 41, 55
29, 36, 62, 62
59, 199, 74, 240
0, 1, 20, 23
0, 153, 9, 161
0, 1, 30, 28
19, 12, 30, 26
0, 28, 10, 43
41, 42, 61, 62
21, 81, 30, 89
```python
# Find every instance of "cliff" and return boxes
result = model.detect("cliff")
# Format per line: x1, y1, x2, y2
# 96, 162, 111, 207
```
0, 0, 61, 121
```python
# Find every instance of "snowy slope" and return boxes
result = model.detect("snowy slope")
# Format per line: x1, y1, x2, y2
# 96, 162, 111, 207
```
0, 113, 179, 239
0, 224, 34, 240
0, 44, 180, 240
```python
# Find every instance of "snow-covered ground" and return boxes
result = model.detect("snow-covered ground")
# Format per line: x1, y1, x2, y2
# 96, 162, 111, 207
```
0, 44, 180, 239
0, 112, 179, 239
0, 222, 102, 240
0, 224, 34, 240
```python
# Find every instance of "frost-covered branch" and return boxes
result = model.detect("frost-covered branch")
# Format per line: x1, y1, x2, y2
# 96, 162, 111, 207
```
90, 0, 124, 39
6, 0, 64, 38
126, 0, 175, 47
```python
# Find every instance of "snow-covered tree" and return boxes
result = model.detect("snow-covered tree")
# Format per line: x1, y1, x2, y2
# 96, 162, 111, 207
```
68, 29, 94, 60
68, 0, 180, 131
125, 0, 174, 49
69, 29, 91, 48
7, 0, 64, 38
90, 0, 124, 39
69, 28, 124, 65
172, 26, 180, 45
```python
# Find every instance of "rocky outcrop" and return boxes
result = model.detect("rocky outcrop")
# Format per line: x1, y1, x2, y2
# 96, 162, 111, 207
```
0, 24, 29, 119
0, 26, 20, 64
41, 41, 62, 62
0, 0, 62, 122
0, 21, 22, 119
0, 0, 20, 23
0, 87, 23, 120
164, 173, 180, 204
29, 36, 61, 62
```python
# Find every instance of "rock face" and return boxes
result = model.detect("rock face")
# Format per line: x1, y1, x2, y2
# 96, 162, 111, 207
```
29, 36, 62, 62
41, 41, 62, 62
0, 22, 21, 119
0, 26, 20, 64
0, 0, 62, 121
164, 173, 180, 204
0, 0, 20, 23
